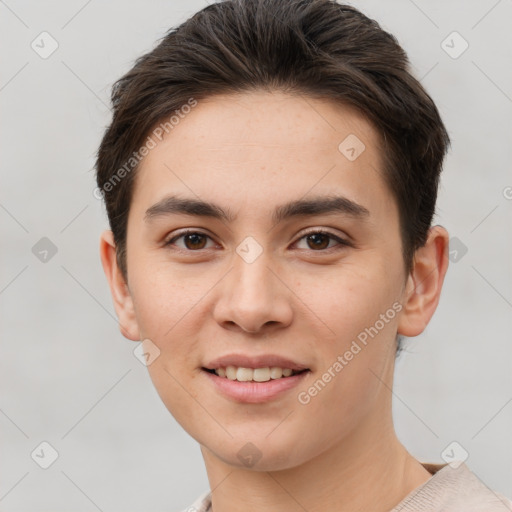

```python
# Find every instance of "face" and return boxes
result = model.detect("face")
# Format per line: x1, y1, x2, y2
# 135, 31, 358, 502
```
105, 91, 422, 471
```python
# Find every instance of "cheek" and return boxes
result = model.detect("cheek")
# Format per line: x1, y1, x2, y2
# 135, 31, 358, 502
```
129, 262, 196, 341
293, 316, 396, 447
297, 265, 399, 402
299, 263, 397, 339
145, 357, 209, 442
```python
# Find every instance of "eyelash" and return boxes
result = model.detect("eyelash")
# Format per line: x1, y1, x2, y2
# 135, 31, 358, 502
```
164, 228, 351, 253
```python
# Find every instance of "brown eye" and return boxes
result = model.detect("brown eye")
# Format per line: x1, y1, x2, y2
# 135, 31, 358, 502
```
305, 232, 331, 250
295, 230, 350, 252
165, 230, 214, 251
182, 233, 207, 250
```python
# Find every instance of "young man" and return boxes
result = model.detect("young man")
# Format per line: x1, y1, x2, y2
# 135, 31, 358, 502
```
96, 0, 512, 510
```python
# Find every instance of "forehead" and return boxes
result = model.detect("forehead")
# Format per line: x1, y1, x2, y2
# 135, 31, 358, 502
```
130, 90, 392, 222
146, 90, 381, 158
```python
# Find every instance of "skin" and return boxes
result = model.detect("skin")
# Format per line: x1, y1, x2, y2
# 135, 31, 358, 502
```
100, 90, 449, 512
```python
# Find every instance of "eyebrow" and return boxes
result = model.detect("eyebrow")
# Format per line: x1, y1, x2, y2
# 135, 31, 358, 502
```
144, 194, 370, 225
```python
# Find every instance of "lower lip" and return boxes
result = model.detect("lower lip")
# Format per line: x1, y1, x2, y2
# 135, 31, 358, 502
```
202, 369, 310, 403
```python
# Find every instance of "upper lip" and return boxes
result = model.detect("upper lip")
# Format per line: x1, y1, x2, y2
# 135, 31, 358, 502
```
203, 353, 309, 371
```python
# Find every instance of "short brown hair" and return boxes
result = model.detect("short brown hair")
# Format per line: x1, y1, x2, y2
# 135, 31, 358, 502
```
96, 0, 450, 352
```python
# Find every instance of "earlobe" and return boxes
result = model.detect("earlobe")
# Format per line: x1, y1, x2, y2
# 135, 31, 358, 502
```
397, 225, 450, 337
99, 230, 140, 341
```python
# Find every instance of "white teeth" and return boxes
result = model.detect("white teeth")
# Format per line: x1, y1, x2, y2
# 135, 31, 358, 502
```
236, 367, 253, 381
213, 366, 299, 381
253, 367, 270, 382
226, 366, 237, 380
269, 366, 283, 379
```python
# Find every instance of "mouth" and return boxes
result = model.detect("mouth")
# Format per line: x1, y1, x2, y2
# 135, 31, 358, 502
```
201, 366, 311, 403
201, 366, 309, 382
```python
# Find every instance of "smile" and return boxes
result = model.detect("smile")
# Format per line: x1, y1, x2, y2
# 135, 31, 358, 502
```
203, 366, 307, 382
202, 367, 310, 403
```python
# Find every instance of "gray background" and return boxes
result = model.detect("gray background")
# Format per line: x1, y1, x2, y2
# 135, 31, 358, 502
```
1, 0, 511, 510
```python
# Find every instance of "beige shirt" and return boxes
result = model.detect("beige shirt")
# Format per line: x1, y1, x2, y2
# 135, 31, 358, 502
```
181, 462, 512, 511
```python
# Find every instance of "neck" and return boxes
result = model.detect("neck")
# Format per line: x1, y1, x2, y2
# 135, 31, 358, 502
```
200, 411, 432, 512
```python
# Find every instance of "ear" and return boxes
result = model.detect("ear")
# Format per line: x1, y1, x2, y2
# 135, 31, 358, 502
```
397, 225, 450, 337
99, 230, 140, 341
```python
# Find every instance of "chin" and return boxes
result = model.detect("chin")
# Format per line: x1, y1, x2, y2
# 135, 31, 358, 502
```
201, 433, 316, 472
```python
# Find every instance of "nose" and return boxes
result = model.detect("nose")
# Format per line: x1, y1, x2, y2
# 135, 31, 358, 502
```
212, 248, 293, 335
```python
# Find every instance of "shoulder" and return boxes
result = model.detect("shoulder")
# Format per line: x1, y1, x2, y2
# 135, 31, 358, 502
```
177, 490, 212, 512
392, 462, 512, 512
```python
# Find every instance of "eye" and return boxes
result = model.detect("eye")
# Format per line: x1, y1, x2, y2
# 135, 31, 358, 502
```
164, 229, 351, 253
294, 229, 351, 251
164, 230, 216, 251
